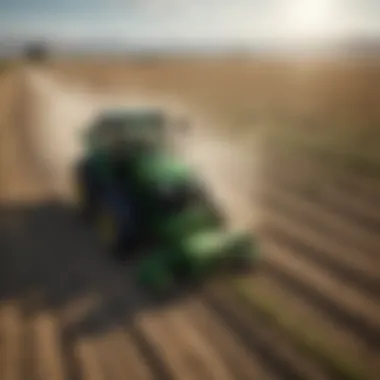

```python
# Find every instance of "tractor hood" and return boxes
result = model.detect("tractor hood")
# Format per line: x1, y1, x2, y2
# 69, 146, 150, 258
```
136, 152, 193, 188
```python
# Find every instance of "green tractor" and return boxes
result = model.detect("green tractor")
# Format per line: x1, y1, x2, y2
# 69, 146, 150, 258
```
75, 107, 259, 294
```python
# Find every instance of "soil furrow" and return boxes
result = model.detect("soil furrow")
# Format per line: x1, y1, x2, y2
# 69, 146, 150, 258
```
204, 284, 333, 380
31, 312, 67, 380
263, 184, 379, 260
263, 170, 380, 235
237, 273, 369, 362
264, 240, 380, 329
262, 241, 380, 347
127, 321, 176, 380
318, 191, 380, 235
0, 304, 25, 380
334, 175, 380, 206
262, 144, 380, 207
135, 306, 207, 380
94, 327, 155, 380
72, 337, 105, 380
261, 206, 379, 297
163, 304, 236, 380
180, 297, 279, 380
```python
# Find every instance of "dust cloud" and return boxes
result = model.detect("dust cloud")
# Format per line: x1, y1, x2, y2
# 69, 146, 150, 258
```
24, 68, 262, 232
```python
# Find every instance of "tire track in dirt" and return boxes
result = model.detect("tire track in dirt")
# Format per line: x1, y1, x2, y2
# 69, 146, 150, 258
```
261, 240, 380, 348
203, 285, 332, 380
262, 144, 380, 227
0, 305, 24, 380
264, 167, 380, 241
256, 143, 380, 359
240, 273, 369, 363
136, 306, 234, 380
31, 313, 67, 380
116, 266, 298, 380
261, 188, 379, 296
262, 180, 380, 262
179, 297, 278, 380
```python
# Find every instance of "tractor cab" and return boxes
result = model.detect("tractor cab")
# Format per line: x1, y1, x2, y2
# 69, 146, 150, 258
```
81, 107, 206, 220
84, 108, 167, 155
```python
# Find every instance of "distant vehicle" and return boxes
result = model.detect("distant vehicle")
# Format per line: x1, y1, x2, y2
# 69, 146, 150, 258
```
24, 42, 48, 63
75, 107, 259, 294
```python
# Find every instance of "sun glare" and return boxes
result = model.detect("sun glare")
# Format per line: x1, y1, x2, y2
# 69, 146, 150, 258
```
282, 0, 341, 40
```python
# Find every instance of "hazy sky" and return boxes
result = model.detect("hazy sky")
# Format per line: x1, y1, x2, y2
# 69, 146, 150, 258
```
0, 0, 379, 46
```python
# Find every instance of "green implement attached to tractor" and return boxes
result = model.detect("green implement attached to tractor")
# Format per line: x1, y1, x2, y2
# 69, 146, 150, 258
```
75, 107, 259, 294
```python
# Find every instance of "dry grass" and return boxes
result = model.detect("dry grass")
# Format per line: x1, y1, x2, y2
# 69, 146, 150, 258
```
1, 56, 379, 171
46, 58, 284, 128
45, 57, 380, 170
47, 57, 380, 113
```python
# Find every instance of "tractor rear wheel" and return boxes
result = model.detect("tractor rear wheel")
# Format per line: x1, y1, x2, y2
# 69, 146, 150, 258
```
75, 161, 98, 223
95, 206, 122, 253
95, 187, 141, 259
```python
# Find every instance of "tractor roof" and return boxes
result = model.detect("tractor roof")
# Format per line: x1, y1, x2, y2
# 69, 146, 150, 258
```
91, 108, 165, 131
100, 107, 164, 118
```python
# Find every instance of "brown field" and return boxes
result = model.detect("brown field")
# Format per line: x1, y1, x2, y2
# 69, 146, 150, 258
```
47, 57, 380, 170
46, 58, 380, 118
0, 58, 379, 380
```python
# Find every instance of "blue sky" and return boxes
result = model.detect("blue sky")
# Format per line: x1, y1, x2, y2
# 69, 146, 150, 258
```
0, 0, 379, 48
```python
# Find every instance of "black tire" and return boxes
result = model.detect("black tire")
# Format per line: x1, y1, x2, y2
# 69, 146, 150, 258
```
75, 161, 98, 223
94, 204, 123, 254
97, 187, 141, 260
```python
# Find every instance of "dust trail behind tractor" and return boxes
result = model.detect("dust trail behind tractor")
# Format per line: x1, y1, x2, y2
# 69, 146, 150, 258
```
24, 68, 262, 235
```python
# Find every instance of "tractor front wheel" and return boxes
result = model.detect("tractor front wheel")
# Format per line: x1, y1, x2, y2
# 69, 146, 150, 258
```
95, 188, 140, 259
